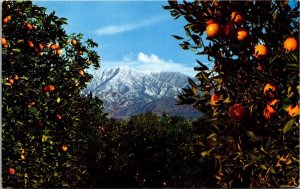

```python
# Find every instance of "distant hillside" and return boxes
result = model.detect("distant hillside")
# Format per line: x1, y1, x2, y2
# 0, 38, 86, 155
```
84, 67, 201, 119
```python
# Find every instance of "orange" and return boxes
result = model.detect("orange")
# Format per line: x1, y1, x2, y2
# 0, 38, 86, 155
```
54, 43, 60, 49
78, 50, 83, 55
263, 83, 277, 98
28, 41, 34, 48
212, 0, 219, 7
237, 28, 248, 41
3, 16, 11, 24
79, 69, 84, 76
56, 114, 62, 121
283, 37, 298, 52
9, 168, 15, 175
3, 17, 9, 24
206, 23, 220, 38
211, 93, 222, 106
229, 103, 245, 120
13, 74, 19, 81
286, 104, 299, 117
231, 11, 244, 24
8, 79, 14, 85
56, 49, 62, 55
50, 44, 56, 50
71, 39, 77, 46
254, 45, 268, 59
263, 99, 279, 120
86, 60, 91, 65
2, 37, 7, 46
48, 85, 55, 92
26, 23, 33, 30
61, 144, 68, 152
39, 43, 44, 50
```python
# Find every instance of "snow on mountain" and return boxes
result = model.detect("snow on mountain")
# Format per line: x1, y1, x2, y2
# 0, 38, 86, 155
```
84, 67, 201, 118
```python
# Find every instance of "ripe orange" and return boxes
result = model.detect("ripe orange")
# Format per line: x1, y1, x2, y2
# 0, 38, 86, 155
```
13, 74, 19, 81
237, 28, 248, 41
56, 49, 63, 55
79, 69, 84, 76
71, 39, 77, 46
283, 37, 298, 52
9, 168, 15, 175
3, 16, 11, 24
231, 11, 244, 24
254, 45, 268, 59
26, 23, 33, 30
56, 114, 62, 121
54, 43, 60, 49
28, 41, 34, 48
263, 83, 277, 98
39, 43, 44, 50
206, 23, 220, 38
48, 85, 55, 92
78, 50, 83, 55
8, 79, 14, 85
286, 104, 299, 117
229, 103, 245, 120
61, 144, 68, 152
211, 93, 222, 106
50, 44, 56, 50
2, 37, 7, 47
3, 17, 9, 24
263, 99, 279, 120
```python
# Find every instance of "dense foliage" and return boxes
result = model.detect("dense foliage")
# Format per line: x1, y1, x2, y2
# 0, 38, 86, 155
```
164, 0, 299, 187
2, 1, 104, 187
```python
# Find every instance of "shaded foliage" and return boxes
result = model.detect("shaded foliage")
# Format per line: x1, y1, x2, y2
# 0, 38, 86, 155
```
164, 0, 299, 187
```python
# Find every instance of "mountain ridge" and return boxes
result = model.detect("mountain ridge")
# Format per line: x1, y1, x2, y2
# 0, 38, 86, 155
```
84, 67, 201, 119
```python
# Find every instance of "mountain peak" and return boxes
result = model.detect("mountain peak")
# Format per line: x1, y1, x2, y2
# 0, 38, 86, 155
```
84, 67, 198, 118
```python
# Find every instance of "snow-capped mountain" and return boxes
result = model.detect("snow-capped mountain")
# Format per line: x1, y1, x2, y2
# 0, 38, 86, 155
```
84, 67, 201, 118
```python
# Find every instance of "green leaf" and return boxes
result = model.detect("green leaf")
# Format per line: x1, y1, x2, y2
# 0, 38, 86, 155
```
171, 35, 184, 40
283, 118, 296, 134
12, 49, 21, 53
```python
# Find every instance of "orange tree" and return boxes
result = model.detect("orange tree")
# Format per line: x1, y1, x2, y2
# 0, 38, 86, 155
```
164, 0, 299, 187
2, 1, 102, 187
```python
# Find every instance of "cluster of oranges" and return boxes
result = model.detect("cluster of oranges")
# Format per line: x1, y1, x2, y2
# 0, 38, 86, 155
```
205, 11, 247, 41
210, 93, 245, 121
6, 74, 19, 86
43, 84, 55, 92
206, 8, 299, 121
263, 83, 299, 120
205, 10, 298, 56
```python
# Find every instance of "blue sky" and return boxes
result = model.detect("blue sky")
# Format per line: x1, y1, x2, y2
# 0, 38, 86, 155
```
35, 1, 210, 76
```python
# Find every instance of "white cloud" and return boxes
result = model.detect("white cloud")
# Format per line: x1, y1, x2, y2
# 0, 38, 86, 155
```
100, 52, 197, 77
95, 16, 165, 36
